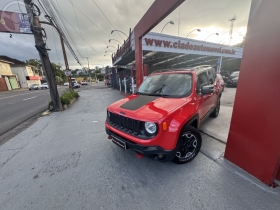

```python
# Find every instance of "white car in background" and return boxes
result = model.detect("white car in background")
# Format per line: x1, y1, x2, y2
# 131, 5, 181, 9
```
41, 83, 49, 89
64, 82, 69, 86
81, 81, 88, 85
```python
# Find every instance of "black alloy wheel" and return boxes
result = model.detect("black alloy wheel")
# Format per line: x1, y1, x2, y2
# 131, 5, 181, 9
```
173, 126, 202, 164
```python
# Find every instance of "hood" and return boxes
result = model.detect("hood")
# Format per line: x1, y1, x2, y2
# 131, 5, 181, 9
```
108, 95, 189, 121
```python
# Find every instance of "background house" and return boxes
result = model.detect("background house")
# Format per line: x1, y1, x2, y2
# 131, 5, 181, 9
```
0, 58, 20, 91
0, 56, 42, 88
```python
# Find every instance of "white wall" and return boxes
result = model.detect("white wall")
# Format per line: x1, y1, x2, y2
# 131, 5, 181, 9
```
11, 66, 28, 88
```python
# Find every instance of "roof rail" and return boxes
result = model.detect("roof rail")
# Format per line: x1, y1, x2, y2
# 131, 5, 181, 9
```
191, 65, 212, 70
151, 68, 192, 74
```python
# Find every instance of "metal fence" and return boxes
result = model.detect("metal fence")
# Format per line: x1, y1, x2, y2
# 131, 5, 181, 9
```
111, 68, 136, 94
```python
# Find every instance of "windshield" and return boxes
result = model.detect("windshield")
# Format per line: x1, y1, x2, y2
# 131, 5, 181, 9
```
230, 72, 239, 77
137, 73, 192, 97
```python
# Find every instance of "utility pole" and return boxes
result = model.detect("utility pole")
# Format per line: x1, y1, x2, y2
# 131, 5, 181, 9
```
40, 19, 73, 91
24, 0, 62, 111
83, 57, 92, 84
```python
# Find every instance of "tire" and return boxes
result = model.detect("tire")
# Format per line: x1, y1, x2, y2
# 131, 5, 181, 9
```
210, 97, 220, 118
172, 126, 202, 164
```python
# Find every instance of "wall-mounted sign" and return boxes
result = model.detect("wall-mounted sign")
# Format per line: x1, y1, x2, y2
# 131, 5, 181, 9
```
0, 11, 32, 34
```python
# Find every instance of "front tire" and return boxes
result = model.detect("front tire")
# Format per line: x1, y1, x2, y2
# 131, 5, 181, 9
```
172, 126, 202, 164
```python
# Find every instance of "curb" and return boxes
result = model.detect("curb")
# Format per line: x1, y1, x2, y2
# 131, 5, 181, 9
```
199, 130, 226, 145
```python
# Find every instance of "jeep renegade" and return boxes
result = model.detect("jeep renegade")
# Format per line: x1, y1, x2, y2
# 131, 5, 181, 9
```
105, 65, 222, 164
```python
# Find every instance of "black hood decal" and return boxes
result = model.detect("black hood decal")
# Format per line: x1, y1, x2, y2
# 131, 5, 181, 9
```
120, 95, 159, 111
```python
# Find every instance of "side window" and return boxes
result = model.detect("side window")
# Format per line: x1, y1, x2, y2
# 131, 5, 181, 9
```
196, 72, 209, 93
208, 69, 215, 85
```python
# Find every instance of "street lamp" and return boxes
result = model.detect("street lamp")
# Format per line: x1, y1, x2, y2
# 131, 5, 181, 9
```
111, 30, 128, 38
204, 33, 219, 41
107, 46, 118, 50
109, 39, 122, 44
186, 29, 201, 37
219, 37, 232, 44
161, 21, 174, 33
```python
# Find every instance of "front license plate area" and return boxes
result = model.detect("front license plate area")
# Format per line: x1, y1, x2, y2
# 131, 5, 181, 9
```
112, 136, 127, 150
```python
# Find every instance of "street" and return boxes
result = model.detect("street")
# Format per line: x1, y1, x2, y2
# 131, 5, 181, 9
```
0, 85, 96, 141
0, 83, 279, 210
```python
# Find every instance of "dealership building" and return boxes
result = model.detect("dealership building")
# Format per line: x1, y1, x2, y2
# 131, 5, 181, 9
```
112, 31, 243, 73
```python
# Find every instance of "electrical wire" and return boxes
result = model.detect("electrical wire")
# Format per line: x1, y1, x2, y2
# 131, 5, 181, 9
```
66, 0, 110, 39
49, 2, 102, 57
40, 0, 84, 65
90, 0, 124, 40
51, 27, 62, 68
70, 0, 88, 63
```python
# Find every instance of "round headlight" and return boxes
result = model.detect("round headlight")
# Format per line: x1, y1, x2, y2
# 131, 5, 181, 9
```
144, 122, 157, 134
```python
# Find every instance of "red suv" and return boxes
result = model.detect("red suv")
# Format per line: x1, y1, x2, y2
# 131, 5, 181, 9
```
105, 66, 222, 164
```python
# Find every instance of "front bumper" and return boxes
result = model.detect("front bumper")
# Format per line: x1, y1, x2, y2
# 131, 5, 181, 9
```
106, 128, 176, 162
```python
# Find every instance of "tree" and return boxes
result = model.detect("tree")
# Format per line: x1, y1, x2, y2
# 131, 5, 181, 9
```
51, 62, 67, 82
26, 59, 42, 69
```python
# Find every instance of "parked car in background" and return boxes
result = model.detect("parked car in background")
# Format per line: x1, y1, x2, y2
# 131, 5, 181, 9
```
41, 83, 49, 90
216, 74, 225, 91
72, 82, 80, 88
227, 75, 239, 87
81, 81, 88, 85
29, 84, 39, 90
64, 82, 69, 86
220, 71, 232, 83
105, 79, 111, 86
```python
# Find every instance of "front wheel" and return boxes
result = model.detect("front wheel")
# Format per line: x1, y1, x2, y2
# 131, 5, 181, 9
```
172, 126, 202, 164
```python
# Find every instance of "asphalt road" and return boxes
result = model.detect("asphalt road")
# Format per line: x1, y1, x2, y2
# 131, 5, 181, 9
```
1, 84, 279, 210
0, 85, 95, 137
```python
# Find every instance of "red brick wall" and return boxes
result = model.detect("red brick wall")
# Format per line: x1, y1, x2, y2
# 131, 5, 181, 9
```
0, 77, 8, 91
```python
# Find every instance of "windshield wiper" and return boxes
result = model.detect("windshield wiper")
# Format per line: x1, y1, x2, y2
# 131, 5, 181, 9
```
136, 92, 169, 97
152, 84, 165, 94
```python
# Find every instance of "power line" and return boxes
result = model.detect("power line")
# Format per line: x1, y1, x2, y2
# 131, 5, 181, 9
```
70, 0, 88, 63
51, 27, 62, 68
40, 0, 84, 65
90, 0, 124, 40
66, 0, 111, 39
49, 2, 102, 57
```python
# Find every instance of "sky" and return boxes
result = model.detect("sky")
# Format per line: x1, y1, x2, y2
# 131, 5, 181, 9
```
0, 0, 252, 70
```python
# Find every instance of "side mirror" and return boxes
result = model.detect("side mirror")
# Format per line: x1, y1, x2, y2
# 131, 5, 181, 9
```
201, 85, 214, 95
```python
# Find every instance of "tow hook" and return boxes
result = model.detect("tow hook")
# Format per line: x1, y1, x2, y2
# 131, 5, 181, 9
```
136, 153, 144, 158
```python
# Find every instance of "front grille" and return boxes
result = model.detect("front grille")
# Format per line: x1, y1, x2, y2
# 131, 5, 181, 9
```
108, 112, 140, 135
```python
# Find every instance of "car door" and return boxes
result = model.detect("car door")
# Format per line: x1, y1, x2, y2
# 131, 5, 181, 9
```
207, 69, 219, 110
196, 71, 210, 122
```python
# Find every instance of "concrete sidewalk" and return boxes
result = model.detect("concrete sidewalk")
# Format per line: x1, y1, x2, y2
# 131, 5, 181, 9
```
200, 105, 232, 143
0, 83, 279, 210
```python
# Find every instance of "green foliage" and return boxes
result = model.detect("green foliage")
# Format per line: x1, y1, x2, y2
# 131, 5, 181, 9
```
55, 76, 63, 84
60, 96, 71, 105
26, 59, 42, 69
60, 90, 80, 106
